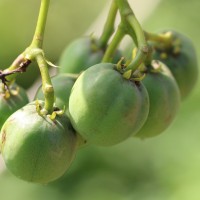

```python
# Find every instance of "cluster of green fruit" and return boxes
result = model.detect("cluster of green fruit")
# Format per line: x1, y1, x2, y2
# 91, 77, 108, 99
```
0, 0, 198, 185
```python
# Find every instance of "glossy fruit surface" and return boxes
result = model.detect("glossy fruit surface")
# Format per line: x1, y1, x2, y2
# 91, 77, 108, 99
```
152, 30, 198, 99
0, 83, 29, 129
0, 101, 77, 184
35, 74, 77, 109
135, 61, 180, 139
69, 63, 149, 146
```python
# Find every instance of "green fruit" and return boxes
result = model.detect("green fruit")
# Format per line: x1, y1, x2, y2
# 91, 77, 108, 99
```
0, 101, 77, 184
69, 63, 149, 146
35, 74, 77, 109
135, 61, 181, 139
0, 83, 29, 129
59, 37, 104, 74
151, 30, 198, 99
59, 37, 122, 74
35, 74, 88, 149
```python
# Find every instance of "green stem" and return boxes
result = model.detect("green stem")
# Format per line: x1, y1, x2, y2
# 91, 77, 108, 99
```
127, 27, 138, 46
98, 0, 118, 48
1, 0, 54, 114
30, 0, 50, 48
36, 54, 54, 114
31, 0, 54, 113
102, 23, 125, 62
144, 30, 173, 49
115, 0, 148, 72
2, 0, 50, 84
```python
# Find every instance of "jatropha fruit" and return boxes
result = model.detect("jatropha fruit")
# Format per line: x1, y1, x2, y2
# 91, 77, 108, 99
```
68, 63, 150, 146
149, 30, 198, 99
59, 37, 105, 74
0, 101, 77, 184
134, 61, 181, 139
0, 0, 198, 185
59, 36, 122, 74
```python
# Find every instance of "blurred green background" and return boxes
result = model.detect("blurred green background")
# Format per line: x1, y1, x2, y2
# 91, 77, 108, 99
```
0, 0, 107, 88
0, 0, 200, 199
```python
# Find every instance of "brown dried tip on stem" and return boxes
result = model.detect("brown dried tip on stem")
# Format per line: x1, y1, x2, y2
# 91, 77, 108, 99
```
0, 59, 31, 85
0, 70, 9, 87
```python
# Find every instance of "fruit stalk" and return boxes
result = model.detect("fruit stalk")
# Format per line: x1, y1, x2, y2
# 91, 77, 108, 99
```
30, 0, 50, 48
102, 23, 125, 62
115, 0, 149, 72
30, 0, 54, 114
1, 0, 51, 85
98, 0, 118, 49
36, 54, 54, 114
